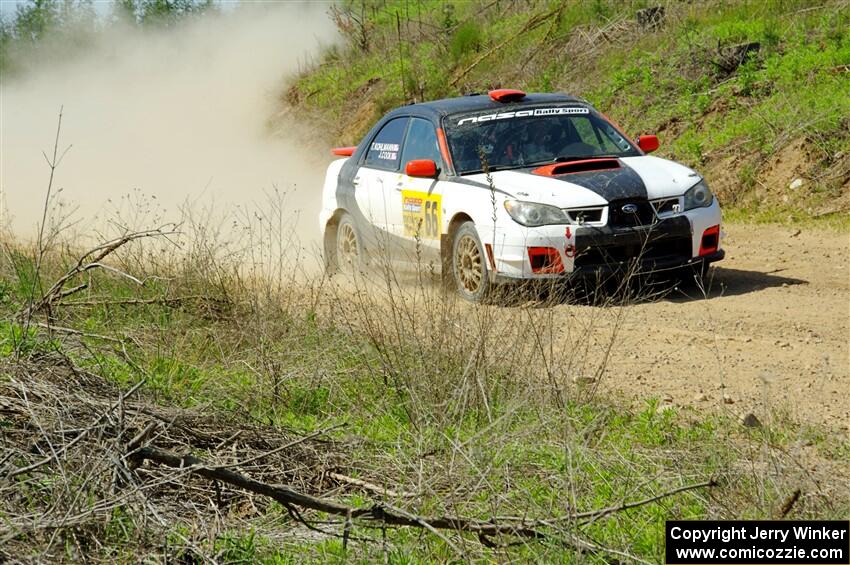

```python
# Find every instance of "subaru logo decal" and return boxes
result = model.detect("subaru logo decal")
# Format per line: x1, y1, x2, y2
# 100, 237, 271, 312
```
621, 203, 639, 214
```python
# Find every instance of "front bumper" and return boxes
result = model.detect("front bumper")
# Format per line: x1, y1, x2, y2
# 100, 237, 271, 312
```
493, 250, 724, 284
486, 200, 723, 280
571, 248, 724, 278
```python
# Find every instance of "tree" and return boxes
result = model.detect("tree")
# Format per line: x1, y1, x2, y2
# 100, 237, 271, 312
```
12, 0, 60, 42
113, 0, 216, 26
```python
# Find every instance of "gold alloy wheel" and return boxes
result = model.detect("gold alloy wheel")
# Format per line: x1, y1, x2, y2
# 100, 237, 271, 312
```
337, 222, 359, 267
455, 234, 483, 293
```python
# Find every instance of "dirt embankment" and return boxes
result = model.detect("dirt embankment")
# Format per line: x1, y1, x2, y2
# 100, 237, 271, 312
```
580, 223, 849, 435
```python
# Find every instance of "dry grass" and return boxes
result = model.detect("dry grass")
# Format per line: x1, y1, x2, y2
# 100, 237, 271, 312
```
1, 134, 847, 561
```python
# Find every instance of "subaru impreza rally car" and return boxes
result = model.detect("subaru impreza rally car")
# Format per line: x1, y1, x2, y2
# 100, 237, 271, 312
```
319, 89, 723, 301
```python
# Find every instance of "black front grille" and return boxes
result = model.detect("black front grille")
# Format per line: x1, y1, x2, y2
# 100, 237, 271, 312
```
607, 199, 655, 227
574, 234, 691, 269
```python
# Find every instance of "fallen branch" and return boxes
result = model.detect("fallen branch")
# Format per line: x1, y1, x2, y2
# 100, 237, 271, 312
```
778, 488, 801, 518
132, 446, 548, 540
131, 444, 713, 559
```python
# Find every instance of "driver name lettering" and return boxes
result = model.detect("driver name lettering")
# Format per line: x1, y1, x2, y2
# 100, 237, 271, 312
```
371, 142, 399, 161
456, 106, 589, 126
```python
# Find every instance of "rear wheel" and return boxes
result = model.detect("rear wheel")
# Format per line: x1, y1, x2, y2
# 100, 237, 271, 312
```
451, 222, 490, 302
332, 213, 363, 274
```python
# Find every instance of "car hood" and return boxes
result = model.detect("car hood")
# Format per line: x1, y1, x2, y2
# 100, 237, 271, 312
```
620, 155, 701, 199
463, 156, 700, 207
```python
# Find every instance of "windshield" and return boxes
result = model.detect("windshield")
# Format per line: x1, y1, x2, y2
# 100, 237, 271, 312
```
444, 107, 640, 174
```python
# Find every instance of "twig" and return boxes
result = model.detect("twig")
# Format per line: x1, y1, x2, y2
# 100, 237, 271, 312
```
19, 228, 178, 318
218, 424, 344, 470
125, 422, 159, 454
213, 430, 242, 451
328, 472, 417, 499
495, 479, 718, 526
60, 295, 225, 308
573, 479, 718, 524
33, 322, 124, 343
21, 107, 67, 351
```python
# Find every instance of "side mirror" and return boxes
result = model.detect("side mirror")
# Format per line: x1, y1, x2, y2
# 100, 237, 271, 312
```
637, 135, 659, 154
405, 159, 438, 178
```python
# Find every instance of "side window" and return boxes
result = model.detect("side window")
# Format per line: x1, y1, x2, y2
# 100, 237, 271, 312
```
400, 118, 443, 170
364, 117, 408, 170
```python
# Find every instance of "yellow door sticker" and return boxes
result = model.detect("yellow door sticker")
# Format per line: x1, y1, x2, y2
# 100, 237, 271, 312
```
402, 190, 441, 240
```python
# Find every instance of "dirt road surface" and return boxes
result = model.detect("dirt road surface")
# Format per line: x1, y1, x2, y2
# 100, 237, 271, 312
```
585, 223, 848, 436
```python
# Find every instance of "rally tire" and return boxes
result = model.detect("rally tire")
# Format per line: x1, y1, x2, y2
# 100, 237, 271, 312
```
451, 222, 491, 302
331, 213, 364, 275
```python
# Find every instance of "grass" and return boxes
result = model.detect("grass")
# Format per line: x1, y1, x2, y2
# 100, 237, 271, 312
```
291, 0, 850, 224
722, 203, 850, 230
1, 207, 848, 562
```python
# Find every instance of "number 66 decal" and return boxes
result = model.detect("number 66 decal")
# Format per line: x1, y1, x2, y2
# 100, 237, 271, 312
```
402, 191, 442, 240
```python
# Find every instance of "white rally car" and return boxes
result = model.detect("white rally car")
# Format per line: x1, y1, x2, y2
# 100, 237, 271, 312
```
319, 89, 722, 301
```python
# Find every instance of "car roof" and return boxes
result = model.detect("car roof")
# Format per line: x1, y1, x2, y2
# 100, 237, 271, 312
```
384, 92, 589, 122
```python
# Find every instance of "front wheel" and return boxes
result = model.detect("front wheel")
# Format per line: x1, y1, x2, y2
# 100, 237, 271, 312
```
451, 222, 491, 302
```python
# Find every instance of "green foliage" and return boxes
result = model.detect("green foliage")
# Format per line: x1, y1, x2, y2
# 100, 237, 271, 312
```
440, 2, 456, 30
0, 321, 45, 358
215, 530, 259, 563
449, 21, 482, 61
11, 0, 61, 42
589, 0, 613, 22
294, 0, 850, 220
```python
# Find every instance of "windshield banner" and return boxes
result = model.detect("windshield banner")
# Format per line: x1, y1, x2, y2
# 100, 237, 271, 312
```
456, 106, 589, 126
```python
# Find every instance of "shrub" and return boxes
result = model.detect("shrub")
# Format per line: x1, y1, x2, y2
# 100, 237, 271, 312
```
449, 21, 482, 61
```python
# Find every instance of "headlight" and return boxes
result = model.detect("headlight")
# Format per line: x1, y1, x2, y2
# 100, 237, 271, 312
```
504, 200, 569, 227
683, 179, 714, 210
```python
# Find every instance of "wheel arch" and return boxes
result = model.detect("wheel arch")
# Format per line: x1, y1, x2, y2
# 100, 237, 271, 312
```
441, 212, 474, 254
323, 208, 348, 264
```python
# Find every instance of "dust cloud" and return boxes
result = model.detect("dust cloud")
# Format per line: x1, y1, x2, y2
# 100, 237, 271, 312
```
1, 2, 338, 248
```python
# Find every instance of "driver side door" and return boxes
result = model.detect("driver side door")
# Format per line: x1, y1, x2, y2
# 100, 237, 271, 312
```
392, 118, 445, 253
358, 117, 409, 239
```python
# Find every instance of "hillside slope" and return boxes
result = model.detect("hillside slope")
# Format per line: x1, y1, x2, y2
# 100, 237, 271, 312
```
287, 0, 850, 223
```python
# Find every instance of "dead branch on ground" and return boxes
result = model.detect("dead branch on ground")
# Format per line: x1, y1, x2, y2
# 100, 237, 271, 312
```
19, 227, 179, 320
131, 443, 715, 560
